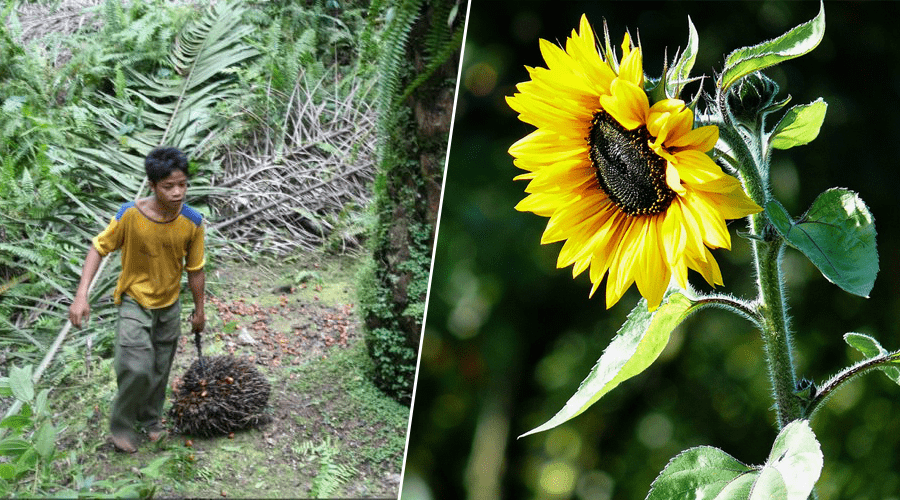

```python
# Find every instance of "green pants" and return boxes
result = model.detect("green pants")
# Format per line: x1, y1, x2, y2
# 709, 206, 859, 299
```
111, 295, 181, 440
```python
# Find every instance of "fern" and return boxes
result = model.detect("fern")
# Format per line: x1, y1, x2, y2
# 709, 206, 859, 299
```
396, 25, 462, 104
0, 272, 32, 297
59, 0, 260, 216
0, 243, 44, 266
299, 437, 358, 498
373, 0, 423, 166
102, 0, 125, 36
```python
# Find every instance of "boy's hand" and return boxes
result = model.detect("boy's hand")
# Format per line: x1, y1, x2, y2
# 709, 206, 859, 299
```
69, 297, 90, 328
190, 309, 205, 334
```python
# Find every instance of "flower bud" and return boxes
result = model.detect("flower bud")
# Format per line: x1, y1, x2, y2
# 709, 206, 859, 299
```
726, 72, 782, 127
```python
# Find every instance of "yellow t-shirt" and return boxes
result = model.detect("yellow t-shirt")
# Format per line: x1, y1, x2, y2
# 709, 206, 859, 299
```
93, 201, 205, 309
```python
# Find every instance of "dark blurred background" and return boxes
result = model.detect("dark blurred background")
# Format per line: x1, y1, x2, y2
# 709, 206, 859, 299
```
401, 2, 900, 499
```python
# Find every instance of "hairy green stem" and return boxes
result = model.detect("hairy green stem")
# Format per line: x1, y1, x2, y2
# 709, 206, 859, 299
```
753, 233, 802, 428
694, 296, 762, 328
717, 87, 803, 429
807, 351, 900, 418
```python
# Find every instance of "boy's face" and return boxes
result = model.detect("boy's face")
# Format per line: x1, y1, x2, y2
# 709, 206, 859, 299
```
150, 170, 188, 210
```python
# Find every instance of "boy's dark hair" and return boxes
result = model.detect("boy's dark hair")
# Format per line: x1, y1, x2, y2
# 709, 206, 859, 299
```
145, 147, 190, 183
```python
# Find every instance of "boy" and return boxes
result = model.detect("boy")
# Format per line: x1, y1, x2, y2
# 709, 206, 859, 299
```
69, 147, 206, 453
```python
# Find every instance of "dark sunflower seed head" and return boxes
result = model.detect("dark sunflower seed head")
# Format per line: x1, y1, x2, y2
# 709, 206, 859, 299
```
589, 110, 674, 216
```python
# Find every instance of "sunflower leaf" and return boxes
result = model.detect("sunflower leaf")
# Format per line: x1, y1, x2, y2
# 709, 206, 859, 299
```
646, 446, 756, 500
647, 420, 822, 500
844, 332, 886, 358
520, 292, 698, 438
750, 420, 823, 500
770, 99, 827, 149
720, 1, 825, 91
765, 189, 877, 298
843, 333, 900, 385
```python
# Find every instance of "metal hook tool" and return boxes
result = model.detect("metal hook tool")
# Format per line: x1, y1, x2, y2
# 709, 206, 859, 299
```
191, 309, 205, 376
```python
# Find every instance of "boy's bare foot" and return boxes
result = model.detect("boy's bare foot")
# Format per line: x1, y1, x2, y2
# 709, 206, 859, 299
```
148, 429, 168, 442
111, 434, 137, 453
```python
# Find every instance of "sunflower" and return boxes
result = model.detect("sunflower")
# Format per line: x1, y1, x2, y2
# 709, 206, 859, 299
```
507, 15, 761, 311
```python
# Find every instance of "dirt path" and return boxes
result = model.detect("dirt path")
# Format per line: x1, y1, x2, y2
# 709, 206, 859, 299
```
52, 253, 408, 498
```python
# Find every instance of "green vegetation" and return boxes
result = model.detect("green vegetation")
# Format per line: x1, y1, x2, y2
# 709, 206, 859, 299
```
0, 251, 408, 498
357, 0, 463, 404
1, 0, 426, 496
404, 3, 900, 499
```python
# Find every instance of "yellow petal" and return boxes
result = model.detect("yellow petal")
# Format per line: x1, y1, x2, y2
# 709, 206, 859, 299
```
685, 192, 732, 249
539, 38, 578, 74
635, 216, 670, 311
648, 98, 687, 116
661, 200, 687, 260
620, 32, 632, 58
512, 172, 535, 182
565, 15, 616, 94
556, 197, 617, 264
587, 213, 629, 297
523, 158, 593, 193
648, 100, 691, 139
671, 196, 707, 260
688, 247, 724, 287
545, 193, 611, 246
697, 189, 763, 220
606, 218, 641, 308
668, 125, 719, 151
515, 193, 566, 217
507, 90, 592, 137
666, 162, 687, 196
671, 150, 739, 191
618, 35, 644, 86
599, 79, 649, 130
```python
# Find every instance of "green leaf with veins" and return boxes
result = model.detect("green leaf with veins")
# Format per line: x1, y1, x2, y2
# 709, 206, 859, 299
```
720, 2, 825, 91
647, 420, 822, 500
770, 99, 827, 149
765, 188, 877, 297
844, 332, 900, 384
521, 291, 698, 438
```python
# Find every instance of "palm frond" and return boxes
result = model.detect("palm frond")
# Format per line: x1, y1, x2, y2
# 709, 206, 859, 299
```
65, 0, 260, 193
0, 272, 32, 297
16, 0, 260, 385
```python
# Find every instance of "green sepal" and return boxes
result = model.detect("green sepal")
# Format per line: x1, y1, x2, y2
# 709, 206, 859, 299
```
720, 2, 825, 91
770, 99, 827, 149
648, 17, 701, 103
844, 333, 900, 385
601, 20, 620, 72
647, 420, 822, 500
520, 291, 699, 438
736, 231, 766, 242
765, 188, 877, 298
667, 16, 699, 99
762, 95, 792, 115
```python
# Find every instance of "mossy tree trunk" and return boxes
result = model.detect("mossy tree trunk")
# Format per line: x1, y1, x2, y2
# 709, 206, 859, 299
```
358, 0, 462, 404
